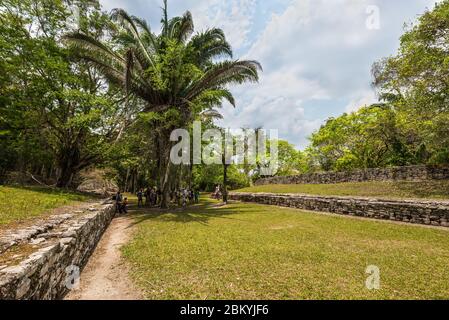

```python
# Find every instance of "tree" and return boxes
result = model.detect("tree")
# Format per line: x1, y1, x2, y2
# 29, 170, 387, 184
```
372, 0, 449, 164
275, 140, 303, 176
0, 0, 128, 187
65, 2, 261, 207
307, 104, 411, 172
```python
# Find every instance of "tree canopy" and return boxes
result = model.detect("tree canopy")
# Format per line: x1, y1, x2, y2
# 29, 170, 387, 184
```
1, 0, 448, 199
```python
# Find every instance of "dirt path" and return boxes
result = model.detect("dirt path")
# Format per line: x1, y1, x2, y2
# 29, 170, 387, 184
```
65, 214, 143, 300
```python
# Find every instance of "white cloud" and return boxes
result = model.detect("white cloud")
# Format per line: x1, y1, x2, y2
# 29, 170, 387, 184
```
101, 0, 257, 50
345, 91, 377, 113
218, 0, 440, 148
190, 0, 257, 50
100, 0, 441, 149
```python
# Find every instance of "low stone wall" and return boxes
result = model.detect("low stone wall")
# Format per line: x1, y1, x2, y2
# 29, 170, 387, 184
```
229, 192, 449, 227
256, 165, 449, 185
0, 201, 114, 300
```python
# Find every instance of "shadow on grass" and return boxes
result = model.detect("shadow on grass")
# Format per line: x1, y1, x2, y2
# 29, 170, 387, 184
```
126, 198, 249, 226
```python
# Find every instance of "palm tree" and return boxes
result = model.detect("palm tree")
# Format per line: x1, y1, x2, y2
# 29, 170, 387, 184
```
64, 1, 261, 207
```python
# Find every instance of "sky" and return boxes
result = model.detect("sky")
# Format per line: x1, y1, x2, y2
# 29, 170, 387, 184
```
101, 0, 440, 149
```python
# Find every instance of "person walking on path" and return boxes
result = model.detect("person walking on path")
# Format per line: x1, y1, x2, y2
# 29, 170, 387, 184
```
121, 197, 129, 214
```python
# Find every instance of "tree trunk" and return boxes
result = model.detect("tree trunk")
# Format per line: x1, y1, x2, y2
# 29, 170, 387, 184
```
56, 152, 76, 188
223, 161, 229, 204
124, 167, 130, 192
160, 158, 172, 209
131, 168, 136, 194
56, 165, 74, 188
189, 162, 193, 189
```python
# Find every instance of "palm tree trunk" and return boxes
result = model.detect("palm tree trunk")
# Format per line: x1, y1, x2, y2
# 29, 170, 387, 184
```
160, 157, 172, 209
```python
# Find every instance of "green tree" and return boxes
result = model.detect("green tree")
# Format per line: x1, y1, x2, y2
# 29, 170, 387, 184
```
65, 2, 261, 207
307, 104, 411, 172
372, 0, 449, 164
0, 0, 127, 186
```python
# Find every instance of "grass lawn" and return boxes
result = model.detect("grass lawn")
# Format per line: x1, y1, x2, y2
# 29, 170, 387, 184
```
123, 197, 449, 300
235, 180, 449, 200
0, 185, 93, 228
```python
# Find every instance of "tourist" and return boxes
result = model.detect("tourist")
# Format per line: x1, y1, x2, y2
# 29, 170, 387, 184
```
137, 189, 144, 208
114, 190, 123, 214
189, 189, 194, 203
194, 189, 200, 204
214, 185, 221, 200
121, 197, 129, 214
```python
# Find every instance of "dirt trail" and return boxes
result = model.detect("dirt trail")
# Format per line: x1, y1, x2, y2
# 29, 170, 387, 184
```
65, 214, 143, 300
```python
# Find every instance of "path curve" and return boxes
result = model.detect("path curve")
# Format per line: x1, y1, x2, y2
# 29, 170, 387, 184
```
65, 214, 143, 300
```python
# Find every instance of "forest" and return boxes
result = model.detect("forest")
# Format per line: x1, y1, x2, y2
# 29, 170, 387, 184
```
1, 0, 448, 201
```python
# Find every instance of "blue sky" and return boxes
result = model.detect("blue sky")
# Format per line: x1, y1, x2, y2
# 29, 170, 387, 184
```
101, 0, 439, 149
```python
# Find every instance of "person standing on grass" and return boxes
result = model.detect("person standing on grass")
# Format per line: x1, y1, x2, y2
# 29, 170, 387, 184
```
189, 189, 194, 203
194, 189, 200, 204
114, 190, 123, 214
137, 189, 144, 208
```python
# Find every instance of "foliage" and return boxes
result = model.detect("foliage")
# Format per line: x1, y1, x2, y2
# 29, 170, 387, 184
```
371, 0, 449, 165
1, 0, 448, 195
0, 0, 128, 187
64, 2, 261, 206
306, 104, 413, 171
298, 1, 449, 173
192, 164, 249, 192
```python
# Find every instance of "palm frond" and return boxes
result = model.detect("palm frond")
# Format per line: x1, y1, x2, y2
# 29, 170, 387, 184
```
176, 11, 194, 42
200, 108, 224, 120
189, 28, 233, 64
185, 60, 262, 102
111, 8, 156, 68
131, 16, 159, 51
64, 32, 125, 66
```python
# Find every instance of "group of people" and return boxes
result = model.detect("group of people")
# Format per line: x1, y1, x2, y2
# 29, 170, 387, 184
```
127, 186, 200, 210
170, 188, 200, 207
136, 187, 161, 208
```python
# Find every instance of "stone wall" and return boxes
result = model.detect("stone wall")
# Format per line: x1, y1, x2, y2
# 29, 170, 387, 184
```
0, 201, 114, 300
256, 165, 449, 185
229, 192, 449, 227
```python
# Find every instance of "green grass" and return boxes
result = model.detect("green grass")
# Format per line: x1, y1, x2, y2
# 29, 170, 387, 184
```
123, 197, 449, 300
235, 180, 449, 200
0, 185, 93, 227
